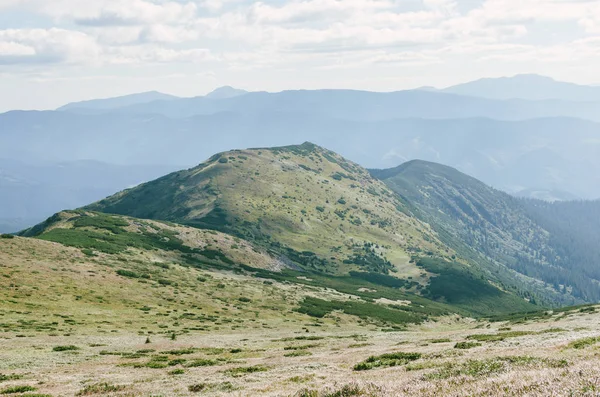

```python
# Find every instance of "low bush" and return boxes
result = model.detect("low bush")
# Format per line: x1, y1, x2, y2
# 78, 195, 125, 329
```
76, 383, 125, 396
52, 345, 79, 352
354, 352, 421, 371
225, 365, 268, 376
454, 341, 482, 349
1, 385, 36, 394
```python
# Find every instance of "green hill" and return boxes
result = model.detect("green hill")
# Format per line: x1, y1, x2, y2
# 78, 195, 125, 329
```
79, 143, 535, 315
85, 143, 449, 278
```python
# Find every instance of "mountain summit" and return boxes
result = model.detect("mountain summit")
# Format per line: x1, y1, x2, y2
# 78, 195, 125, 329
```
205, 86, 248, 99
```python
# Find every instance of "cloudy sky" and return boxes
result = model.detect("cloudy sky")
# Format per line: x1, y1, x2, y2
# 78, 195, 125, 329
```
0, 0, 599, 111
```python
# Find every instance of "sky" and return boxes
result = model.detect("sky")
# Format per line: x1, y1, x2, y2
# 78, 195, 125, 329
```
0, 0, 599, 111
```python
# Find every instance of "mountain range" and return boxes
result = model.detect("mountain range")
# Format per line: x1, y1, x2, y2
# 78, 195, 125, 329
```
2, 74, 600, 233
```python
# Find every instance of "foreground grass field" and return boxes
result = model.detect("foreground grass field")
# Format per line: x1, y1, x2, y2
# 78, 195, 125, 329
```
2, 235, 600, 396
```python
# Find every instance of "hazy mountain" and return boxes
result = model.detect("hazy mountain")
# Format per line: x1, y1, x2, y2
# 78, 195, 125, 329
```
205, 86, 249, 99
514, 188, 580, 202
2, 110, 599, 198
109, 89, 600, 122
0, 159, 180, 233
373, 160, 600, 303
442, 74, 600, 101
58, 91, 179, 112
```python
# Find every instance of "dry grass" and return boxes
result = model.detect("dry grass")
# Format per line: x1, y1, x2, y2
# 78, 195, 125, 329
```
2, 237, 600, 396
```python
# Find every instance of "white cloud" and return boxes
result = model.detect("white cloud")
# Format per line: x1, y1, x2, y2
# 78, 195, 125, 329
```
0, 0, 600, 108
0, 28, 100, 65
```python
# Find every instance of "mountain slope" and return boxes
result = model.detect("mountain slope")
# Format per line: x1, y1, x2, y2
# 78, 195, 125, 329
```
372, 160, 600, 304
84, 143, 535, 314
443, 74, 600, 101
58, 91, 179, 112
85, 142, 447, 277
19, 208, 533, 319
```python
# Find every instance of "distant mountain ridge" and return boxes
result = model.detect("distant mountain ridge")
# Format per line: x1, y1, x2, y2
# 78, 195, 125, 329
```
77, 89, 600, 121
440, 74, 600, 101
58, 91, 179, 111
2, 111, 599, 198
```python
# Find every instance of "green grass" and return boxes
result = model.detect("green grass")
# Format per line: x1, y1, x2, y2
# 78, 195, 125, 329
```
224, 365, 268, 376
284, 350, 313, 357
424, 356, 568, 380
353, 352, 421, 371
76, 383, 126, 396
454, 341, 482, 349
185, 359, 218, 368
0, 374, 22, 383
567, 337, 600, 349
466, 331, 535, 342
296, 297, 421, 325
1, 386, 36, 394
52, 345, 79, 352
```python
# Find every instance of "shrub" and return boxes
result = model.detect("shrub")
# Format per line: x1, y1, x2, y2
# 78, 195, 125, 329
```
0, 374, 22, 382
186, 359, 217, 368
116, 269, 142, 279
76, 383, 125, 396
188, 384, 207, 392
52, 345, 79, 352
163, 348, 196, 355
284, 350, 312, 357
567, 336, 600, 349
145, 361, 168, 369
466, 331, 535, 342
454, 341, 482, 349
225, 365, 268, 376
1, 385, 36, 394
0, 234, 14, 239
354, 352, 421, 371
168, 359, 186, 366
424, 356, 568, 380
81, 249, 96, 257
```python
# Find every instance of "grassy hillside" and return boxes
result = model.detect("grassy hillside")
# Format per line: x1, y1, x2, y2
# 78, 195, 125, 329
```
86, 143, 451, 279
1, 234, 599, 396
372, 160, 595, 306
19, 210, 533, 318
81, 143, 536, 314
